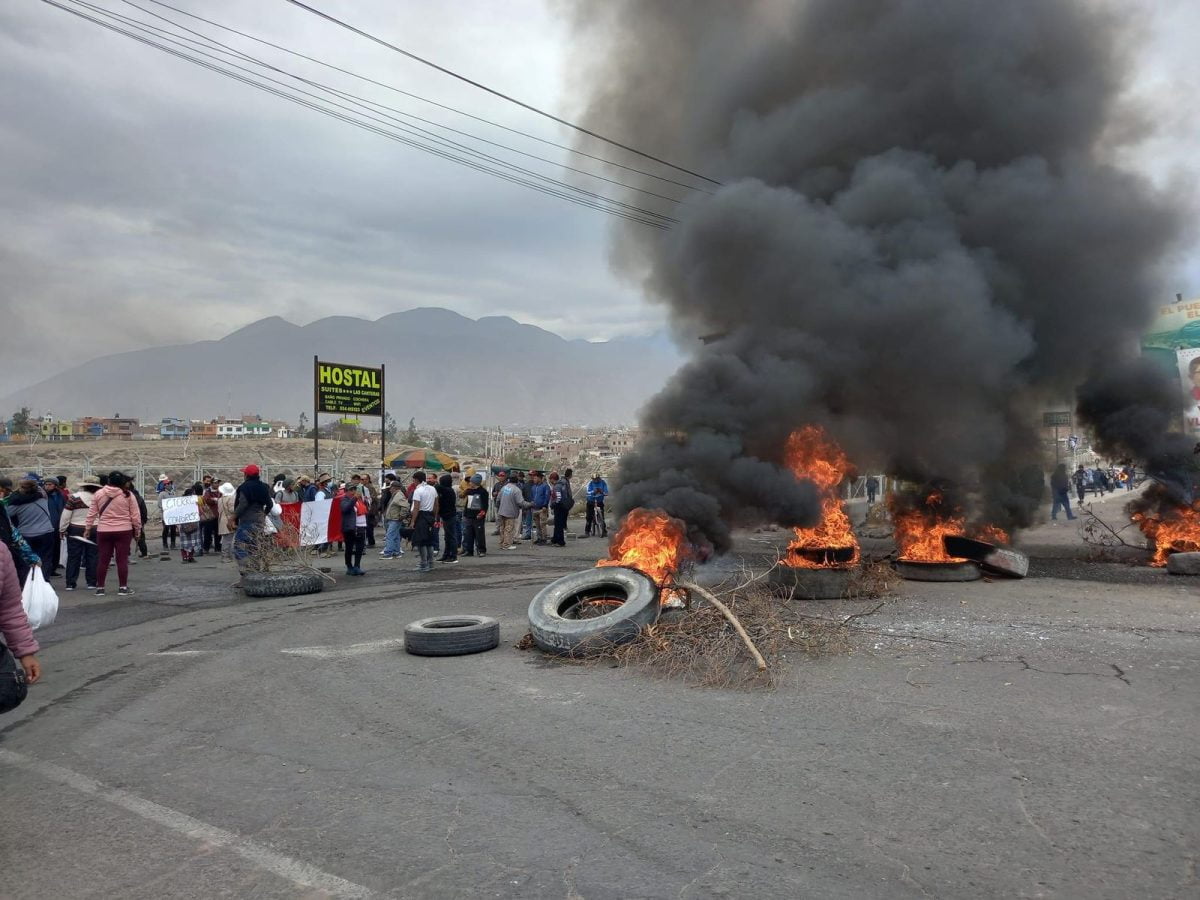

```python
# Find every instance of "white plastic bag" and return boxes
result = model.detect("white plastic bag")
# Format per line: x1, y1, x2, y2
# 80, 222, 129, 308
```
21, 567, 59, 631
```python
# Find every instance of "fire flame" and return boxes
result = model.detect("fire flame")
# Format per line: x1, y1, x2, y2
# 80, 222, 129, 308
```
891, 490, 968, 562
597, 507, 692, 587
1133, 500, 1200, 566
970, 523, 1011, 546
783, 425, 860, 568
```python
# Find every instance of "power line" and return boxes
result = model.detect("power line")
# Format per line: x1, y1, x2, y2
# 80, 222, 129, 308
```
135, 0, 710, 194
42, 0, 675, 229
280, 0, 722, 187
76, 0, 677, 224
109, 0, 691, 206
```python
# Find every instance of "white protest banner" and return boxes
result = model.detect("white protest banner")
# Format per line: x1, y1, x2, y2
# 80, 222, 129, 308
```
161, 496, 200, 527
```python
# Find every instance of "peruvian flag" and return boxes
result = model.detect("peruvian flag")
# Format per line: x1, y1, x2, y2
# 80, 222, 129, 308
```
279, 500, 343, 547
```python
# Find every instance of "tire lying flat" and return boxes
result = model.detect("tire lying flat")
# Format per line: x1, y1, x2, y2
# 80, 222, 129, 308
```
240, 570, 324, 598
404, 615, 501, 656
527, 566, 659, 655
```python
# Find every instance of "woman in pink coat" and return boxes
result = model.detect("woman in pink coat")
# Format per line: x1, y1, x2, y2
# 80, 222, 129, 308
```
84, 470, 143, 597
0, 541, 41, 687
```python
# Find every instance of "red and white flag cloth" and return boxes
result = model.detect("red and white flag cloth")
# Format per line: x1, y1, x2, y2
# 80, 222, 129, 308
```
279, 500, 343, 547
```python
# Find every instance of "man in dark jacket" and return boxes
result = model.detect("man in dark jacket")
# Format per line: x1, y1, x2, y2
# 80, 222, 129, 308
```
1049, 463, 1075, 522
232, 464, 273, 568
548, 471, 573, 547
437, 474, 459, 563
42, 478, 67, 575
461, 474, 489, 557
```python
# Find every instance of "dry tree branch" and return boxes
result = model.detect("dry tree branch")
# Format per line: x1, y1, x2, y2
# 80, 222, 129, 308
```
677, 580, 768, 672
1077, 505, 1142, 549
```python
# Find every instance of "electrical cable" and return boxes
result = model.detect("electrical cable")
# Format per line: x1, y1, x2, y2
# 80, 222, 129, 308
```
109, 0, 692, 205
279, 0, 722, 186
136, 0, 712, 194
41, 0, 674, 228
71, 0, 679, 221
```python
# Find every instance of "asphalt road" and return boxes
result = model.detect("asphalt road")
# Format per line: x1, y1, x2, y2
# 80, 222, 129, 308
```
2, 511, 1197, 899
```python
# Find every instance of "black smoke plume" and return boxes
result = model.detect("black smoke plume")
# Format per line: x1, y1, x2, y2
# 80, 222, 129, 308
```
569, 0, 1187, 552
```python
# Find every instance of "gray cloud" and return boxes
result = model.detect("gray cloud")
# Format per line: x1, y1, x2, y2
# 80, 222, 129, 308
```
0, 0, 659, 390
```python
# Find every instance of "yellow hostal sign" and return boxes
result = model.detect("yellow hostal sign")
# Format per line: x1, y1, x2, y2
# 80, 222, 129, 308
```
316, 361, 383, 416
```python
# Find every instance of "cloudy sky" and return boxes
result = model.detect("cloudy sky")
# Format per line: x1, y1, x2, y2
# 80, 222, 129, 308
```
2, 0, 1198, 392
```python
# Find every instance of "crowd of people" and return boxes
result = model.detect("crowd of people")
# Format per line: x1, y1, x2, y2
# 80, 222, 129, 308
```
1047, 462, 1140, 522
150, 465, 612, 577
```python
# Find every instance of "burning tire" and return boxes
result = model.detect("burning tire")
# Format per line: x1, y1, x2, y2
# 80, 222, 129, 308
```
404, 616, 501, 656
528, 567, 659, 655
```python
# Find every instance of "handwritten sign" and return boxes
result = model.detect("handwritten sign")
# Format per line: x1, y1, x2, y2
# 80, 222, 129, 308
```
161, 496, 200, 526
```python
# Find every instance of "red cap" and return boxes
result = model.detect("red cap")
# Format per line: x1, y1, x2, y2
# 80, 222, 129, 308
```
241, 464, 260, 476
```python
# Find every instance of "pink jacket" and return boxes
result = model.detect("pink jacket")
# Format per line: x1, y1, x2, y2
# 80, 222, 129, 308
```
84, 485, 142, 534
0, 542, 38, 657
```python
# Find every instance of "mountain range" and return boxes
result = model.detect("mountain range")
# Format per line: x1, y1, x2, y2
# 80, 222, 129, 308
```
1, 308, 685, 427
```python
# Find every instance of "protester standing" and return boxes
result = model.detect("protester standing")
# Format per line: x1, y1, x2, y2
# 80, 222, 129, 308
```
585, 473, 609, 537
156, 474, 178, 550
339, 484, 367, 576
519, 472, 534, 541
529, 471, 550, 544
128, 480, 149, 559
60, 477, 100, 591
437, 473, 460, 563
231, 464, 273, 570
496, 474, 528, 550
177, 487, 203, 563
201, 478, 222, 553
381, 481, 407, 559
42, 477, 67, 575
217, 482, 236, 556
7, 480, 56, 576
408, 472, 439, 573
461, 474, 488, 557
85, 470, 142, 595
548, 471, 573, 547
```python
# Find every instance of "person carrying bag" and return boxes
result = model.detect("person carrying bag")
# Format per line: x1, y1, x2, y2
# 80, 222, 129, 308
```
0, 541, 41, 714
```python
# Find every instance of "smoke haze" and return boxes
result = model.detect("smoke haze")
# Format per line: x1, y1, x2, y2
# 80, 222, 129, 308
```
569, 0, 1189, 551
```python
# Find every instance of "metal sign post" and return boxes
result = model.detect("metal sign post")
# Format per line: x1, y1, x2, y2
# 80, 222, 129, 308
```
1043, 410, 1072, 463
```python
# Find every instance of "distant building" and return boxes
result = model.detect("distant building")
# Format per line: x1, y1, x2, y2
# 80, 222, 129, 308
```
160, 417, 190, 440
102, 418, 139, 440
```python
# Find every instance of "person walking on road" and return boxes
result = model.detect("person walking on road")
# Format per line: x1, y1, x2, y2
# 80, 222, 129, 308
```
865, 475, 880, 506
496, 474, 528, 550
1049, 463, 1076, 522
1072, 465, 1090, 505
461, 474, 488, 557
85, 471, 142, 596
584, 473, 609, 537
408, 471, 439, 573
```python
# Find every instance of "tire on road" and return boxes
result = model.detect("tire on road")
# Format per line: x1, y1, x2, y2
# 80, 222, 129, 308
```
240, 570, 324, 598
527, 566, 659, 655
404, 616, 501, 656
